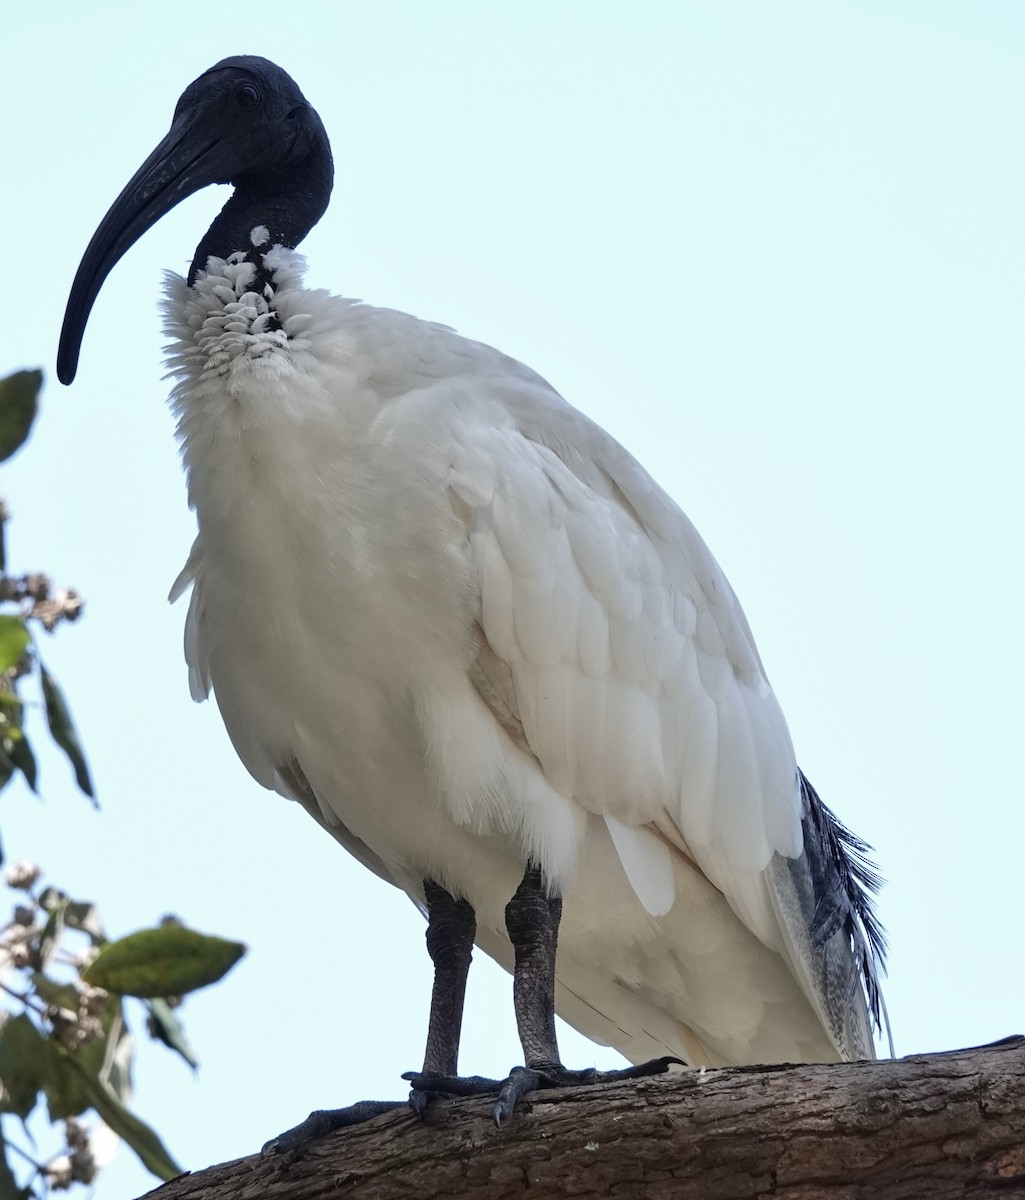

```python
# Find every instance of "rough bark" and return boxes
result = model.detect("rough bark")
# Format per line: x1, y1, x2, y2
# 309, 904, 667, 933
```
142, 1037, 1025, 1200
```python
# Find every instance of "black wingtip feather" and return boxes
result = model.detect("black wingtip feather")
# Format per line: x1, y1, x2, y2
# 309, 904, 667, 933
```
799, 771, 888, 1033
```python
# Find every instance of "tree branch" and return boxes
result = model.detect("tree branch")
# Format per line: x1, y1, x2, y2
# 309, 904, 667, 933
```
142, 1037, 1025, 1199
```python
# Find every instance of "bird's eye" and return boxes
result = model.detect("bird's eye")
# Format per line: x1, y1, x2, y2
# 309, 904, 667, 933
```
236, 83, 261, 110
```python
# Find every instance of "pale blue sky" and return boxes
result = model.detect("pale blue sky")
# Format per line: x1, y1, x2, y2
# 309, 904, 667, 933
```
5, 3, 1024, 1195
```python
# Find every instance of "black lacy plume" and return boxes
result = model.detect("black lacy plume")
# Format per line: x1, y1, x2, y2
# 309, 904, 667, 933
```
799, 771, 888, 1031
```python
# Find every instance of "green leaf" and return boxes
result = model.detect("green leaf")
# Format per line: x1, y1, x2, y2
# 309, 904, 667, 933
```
59, 1054, 181, 1181
0, 744, 13, 793
40, 1040, 89, 1121
83, 926, 246, 998
30, 974, 80, 1013
7, 733, 36, 794
0, 1014, 46, 1120
0, 620, 29, 675
0, 370, 41, 463
145, 999, 199, 1070
39, 666, 95, 802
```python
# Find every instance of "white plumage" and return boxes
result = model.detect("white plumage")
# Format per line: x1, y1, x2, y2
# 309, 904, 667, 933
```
164, 247, 872, 1067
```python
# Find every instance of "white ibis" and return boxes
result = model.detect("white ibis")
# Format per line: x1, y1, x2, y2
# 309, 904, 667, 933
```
58, 56, 886, 1146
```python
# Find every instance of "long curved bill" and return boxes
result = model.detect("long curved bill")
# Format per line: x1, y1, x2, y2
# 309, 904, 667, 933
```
57, 111, 221, 386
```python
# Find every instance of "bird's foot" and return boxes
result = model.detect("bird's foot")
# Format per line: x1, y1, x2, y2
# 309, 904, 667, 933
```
406, 1081, 473, 1117
404, 1055, 682, 1125
262, 1100, 405, 1156
402, 1072, 506, 1120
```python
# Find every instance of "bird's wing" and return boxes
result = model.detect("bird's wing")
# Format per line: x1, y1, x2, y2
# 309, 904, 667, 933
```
450, 383, 880, 1052
452, 388, 800, 943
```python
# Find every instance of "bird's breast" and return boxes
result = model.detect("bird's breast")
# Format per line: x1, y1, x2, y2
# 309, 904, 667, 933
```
163, 267, 501, 881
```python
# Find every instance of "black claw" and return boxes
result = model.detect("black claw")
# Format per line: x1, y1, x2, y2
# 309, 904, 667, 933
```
407, 1087, 450, 1117
493, 1066, 541, 1126
262, 1100, 404, 1155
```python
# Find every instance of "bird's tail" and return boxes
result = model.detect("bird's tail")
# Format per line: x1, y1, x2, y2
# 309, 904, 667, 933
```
769, 772, 890, 1060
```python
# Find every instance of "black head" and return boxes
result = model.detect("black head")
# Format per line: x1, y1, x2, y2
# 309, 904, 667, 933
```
57, 56, 334, 385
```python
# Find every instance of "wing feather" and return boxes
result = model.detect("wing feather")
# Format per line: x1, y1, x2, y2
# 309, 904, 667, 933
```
604, 814, 675, 917
456, 411, 800, 886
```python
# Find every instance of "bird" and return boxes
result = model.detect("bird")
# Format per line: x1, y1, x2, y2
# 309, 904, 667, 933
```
58, 55, 887, 1145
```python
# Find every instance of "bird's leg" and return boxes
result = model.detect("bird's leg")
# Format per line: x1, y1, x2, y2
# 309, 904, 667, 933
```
490, 864, 681, 1120
506, 861, 563, 1069
406, 863, 683, 1125
407, 879, 477, 1114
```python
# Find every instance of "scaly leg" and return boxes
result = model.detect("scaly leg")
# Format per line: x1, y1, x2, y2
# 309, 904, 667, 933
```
408, 879, 476, 1113
406, 863, 681, 1125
